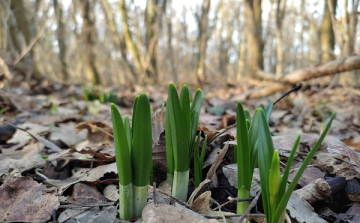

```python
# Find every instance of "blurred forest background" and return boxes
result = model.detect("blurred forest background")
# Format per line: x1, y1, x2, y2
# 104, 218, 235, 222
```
0, 0, 359, 88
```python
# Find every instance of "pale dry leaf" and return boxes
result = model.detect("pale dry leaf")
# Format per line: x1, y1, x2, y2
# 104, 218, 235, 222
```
327, 141, 360, 168
58, 206, 116, 223
152, 109, 166, 143
103, 184, 119, 201
0, 176, 59, 222
287, 192, 327, 223
142, 203, 217, 223
206, 143, 229, 180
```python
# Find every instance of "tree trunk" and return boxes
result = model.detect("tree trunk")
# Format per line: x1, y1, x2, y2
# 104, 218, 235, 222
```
236, 55, 360, 99
100, 0, 137, 83
166, 9, 177, 83
244, 0, 263, 78
145, 0, 158, 83
79, 0, 101, 84
53, 0, 69, 81
275, 0, 286, 77
119, 0, 143, 82
196, 0, 211, 84
319, 0, 337, 63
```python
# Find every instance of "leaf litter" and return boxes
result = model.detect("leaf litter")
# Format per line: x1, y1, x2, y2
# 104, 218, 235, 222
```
0, 83, 359, 222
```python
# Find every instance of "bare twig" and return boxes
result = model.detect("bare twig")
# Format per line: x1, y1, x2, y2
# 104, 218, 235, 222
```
237, 190, 262, 223
12, 19, 48, 66
148, 185, 191, 208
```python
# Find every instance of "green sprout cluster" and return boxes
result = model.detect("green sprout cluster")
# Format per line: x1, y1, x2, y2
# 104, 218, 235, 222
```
111, 83, 335, 223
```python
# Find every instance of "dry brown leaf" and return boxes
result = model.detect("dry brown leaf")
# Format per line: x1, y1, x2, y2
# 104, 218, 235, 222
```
327, 141, 360, 168
50, 122, 87, 147
152, 109, 166, 143
75, 121, 113, 144
142, 203, 217, 223
0, 176, 59, 222
68, 182, 108, 205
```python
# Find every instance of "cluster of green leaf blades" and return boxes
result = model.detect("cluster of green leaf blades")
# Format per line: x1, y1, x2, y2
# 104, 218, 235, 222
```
111, 93, 152, 220
255, 108, 335, 223
194, 132, 207, 187
235, 101, 274, 214
166, 83, 203, 201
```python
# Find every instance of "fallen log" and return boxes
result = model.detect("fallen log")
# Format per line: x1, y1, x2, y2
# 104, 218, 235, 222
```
241, 54, 360, 99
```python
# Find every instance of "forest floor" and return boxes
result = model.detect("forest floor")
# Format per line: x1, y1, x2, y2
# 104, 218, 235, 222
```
0, 80, 360, 223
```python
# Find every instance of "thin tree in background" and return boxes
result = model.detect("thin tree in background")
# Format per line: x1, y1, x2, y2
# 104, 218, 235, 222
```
275, 0, 286, 77
166, 1, 177, 83
244, 0, 263, 78
100, 0, 137, 84
54, 0, 69, 81
196, 0, 211, 84
79, 0, 101, 84
144, 0, 159, 83
119, 0, 142, 82
319, 0, 337, 63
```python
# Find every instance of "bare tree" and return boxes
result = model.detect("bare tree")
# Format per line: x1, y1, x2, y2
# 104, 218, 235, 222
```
119, 0, 143, 82
100, 0, 137, 83
79, 0, 101, 84
54, 0, 69, 81
195, 0, 211, 84
244, 0, 263, 78
319, 0, 337, 63
275, 0, 286, 77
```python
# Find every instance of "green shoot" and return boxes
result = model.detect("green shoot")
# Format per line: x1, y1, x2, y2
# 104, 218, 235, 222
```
166, 83, 203, 201
255, 109, 335, 223
111, 104, 133, 220
111, 93, 152, 220
235, 101, 273, 214
194, 132, 207, 187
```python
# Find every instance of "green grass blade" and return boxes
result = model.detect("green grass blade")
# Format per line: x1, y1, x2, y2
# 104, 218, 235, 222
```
269, 149, 281, 208
193, 132, 201, 187
244, 109, 251, 123
236, 102, 251, 189
131, 93, 153, 187
200, 135, 207, 172
180, 85, 191, 144
265, 101, 274, 123
276, 135, 301, 206
132, 95, 139, 132
124, 115, 131, 151
254, 108, 275, 221
111, 103, 132, 186
236, 102, 251, 214
272, 112, 335, 223
165, 97, 174, 185
168, 83, 190, 172
190, 89, 203, 151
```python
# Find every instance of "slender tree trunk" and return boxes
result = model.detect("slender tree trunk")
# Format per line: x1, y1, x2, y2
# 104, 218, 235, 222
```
244, 0, 263, 78
119, 0, 143, 82
275, 0, 286, 77
145, 0, 158, 83
319, 0, 337, 63
100, 0, 137, 83
196, 0, 211, 84
54, 0, 69, 81
167, 11, 177, 83
79, 0, 101, 84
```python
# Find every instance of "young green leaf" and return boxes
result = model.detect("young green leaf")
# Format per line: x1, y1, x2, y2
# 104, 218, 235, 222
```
111, 104, 132, 186
168, 83, 190, 172
180, 85, 191, 144
236, 102, 251, 214
165, 97, 174, 185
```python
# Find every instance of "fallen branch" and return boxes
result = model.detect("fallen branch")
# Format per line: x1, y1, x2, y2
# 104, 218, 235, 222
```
238, 55, 360, 99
